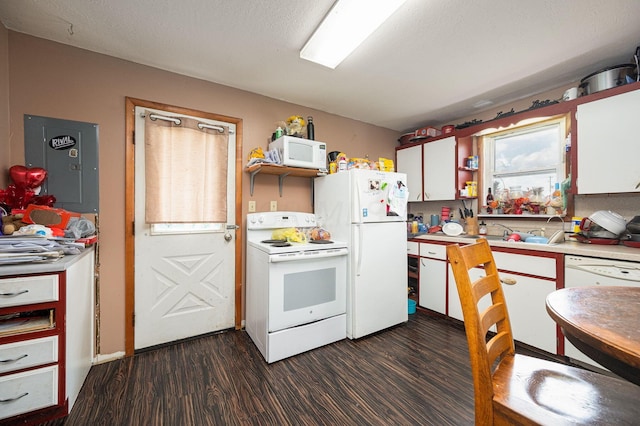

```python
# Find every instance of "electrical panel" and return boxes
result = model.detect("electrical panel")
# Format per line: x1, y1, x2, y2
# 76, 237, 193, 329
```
24, 115, 99, 213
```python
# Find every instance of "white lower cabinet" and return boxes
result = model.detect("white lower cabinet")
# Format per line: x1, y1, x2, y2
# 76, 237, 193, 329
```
499, 271, 557, 353
418, 243, 447, 314
447, 245, 559, 354
0, 249, 94, 423
0, 365, 58, 419
448, 267, 488, 322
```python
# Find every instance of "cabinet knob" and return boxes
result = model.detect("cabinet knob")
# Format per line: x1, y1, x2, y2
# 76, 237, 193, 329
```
500, 276, 517, 285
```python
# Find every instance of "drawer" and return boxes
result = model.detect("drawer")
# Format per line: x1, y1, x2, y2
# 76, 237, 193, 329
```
0, 365, 58, 420
419, 242, 447, 260
0, 336, 58, 374
0, 275, 59, 308
493, 251, 556, 279
407, 241, 419, 256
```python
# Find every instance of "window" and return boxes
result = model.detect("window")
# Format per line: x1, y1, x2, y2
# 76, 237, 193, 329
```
482, 117, 568, 215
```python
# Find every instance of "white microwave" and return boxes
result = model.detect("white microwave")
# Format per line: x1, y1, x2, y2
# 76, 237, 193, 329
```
269, 136, 327, 170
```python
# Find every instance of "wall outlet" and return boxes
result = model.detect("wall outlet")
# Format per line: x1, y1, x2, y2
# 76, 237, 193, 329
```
270, 201, 277, 211
248, 201, 256, 212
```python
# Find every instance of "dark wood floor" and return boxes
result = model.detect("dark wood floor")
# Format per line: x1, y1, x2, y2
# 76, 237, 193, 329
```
41, 312, 561, 426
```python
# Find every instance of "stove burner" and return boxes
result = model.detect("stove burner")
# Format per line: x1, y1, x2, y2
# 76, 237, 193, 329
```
271, 242, 291, 247
261, 239, 287, 244
309, 240, 334, 244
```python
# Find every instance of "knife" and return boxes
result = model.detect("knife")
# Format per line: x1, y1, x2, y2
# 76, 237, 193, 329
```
459, 208, 465, 219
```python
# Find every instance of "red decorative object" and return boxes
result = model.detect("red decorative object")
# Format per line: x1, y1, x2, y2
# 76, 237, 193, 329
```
0, 165, 53, 211
9, 165, 47, 189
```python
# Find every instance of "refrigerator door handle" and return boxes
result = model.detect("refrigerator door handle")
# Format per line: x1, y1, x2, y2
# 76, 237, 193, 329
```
355, 224, 363, 276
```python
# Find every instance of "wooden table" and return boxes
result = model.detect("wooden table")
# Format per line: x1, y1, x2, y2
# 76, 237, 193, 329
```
546, 286, 640, 386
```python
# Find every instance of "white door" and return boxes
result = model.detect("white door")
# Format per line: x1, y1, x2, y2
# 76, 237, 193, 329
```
133, 106, 236, 350
350, 221, 407, 339
352, 170, 408, 222
423, 136, 456, 200
396, 144, 423, 202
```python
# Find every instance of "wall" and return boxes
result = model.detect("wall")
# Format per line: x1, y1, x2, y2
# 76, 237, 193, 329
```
0, 25, 8, 188
6, 32, 399, 356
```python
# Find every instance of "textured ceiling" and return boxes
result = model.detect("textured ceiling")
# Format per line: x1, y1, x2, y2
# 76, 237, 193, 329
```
1, 0, 639, 132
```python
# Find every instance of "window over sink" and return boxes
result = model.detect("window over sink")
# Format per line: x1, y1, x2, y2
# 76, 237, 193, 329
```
481, 117, 569, 216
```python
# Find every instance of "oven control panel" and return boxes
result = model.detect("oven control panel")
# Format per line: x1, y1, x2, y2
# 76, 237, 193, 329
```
248, 212, 316, 229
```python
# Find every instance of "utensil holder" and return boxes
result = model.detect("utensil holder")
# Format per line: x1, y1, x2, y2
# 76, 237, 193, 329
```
465, 217, 479, 236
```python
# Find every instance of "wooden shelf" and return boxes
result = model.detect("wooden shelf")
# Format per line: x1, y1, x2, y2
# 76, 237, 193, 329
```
245, 163, 326, 196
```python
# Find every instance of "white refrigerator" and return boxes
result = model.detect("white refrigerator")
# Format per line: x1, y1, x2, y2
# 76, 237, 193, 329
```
314, 169, 409, 339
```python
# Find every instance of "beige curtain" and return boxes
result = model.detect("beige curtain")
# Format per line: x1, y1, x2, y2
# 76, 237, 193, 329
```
144, 112, 229, 223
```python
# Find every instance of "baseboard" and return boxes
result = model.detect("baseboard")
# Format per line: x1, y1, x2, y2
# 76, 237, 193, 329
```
93, 350, 126, 364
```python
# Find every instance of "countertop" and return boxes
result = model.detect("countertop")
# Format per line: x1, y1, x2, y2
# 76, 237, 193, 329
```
410, 233, 640, 263
0, 247, 95, 277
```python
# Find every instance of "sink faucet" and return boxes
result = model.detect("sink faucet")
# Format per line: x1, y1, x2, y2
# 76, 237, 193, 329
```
492, 223, 514, 237
546, 215, 567, 231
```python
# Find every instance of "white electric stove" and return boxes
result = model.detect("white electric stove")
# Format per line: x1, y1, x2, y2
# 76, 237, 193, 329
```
245, 212, 348, 363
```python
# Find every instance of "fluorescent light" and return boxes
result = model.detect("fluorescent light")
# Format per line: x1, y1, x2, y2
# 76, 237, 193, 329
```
300, 0, 407, 69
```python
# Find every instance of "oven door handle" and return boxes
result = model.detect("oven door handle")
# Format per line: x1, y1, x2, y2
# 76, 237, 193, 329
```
269, 248, 348, 263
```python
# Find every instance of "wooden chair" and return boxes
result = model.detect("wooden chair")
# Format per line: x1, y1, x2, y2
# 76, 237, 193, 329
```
447, 239, 640, 425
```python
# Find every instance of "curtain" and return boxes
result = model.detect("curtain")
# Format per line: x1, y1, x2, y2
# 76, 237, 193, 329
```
144, 112, 229, 223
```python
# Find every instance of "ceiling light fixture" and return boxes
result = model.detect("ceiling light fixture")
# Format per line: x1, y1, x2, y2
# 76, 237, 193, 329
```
300, 0, 407, 69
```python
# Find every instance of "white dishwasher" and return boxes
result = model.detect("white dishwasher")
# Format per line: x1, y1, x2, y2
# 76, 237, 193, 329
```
564, 255, 640, 368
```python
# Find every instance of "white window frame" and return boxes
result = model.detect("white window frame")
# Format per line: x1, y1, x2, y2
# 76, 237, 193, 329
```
482, 117, 568, 215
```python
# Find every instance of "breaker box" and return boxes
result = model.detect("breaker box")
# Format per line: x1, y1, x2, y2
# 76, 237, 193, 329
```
24, 115, 99, 213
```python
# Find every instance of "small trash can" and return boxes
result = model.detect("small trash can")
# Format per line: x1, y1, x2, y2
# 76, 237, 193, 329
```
408, 299, 417, 314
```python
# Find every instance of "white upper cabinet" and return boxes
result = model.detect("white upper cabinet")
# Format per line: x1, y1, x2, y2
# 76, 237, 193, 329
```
576, 88, 640, 194
397, 143, 424, 202
423, 136, 456, 201
397, 136, 457, 202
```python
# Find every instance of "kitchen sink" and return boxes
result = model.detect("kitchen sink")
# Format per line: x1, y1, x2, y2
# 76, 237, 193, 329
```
462, 235, 505, 241
461, 230, 565, 245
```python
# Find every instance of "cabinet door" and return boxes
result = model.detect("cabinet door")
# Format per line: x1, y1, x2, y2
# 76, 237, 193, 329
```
577, 88, 640, 194
419, 257, 446, 314
396, 144, 423, 202
500, 272, 557, 353
423, 136, 456, 200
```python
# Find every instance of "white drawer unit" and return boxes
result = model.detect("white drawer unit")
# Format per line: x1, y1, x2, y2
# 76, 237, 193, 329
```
407, 241, 419, 256
492, 251, 556, 279
0, 336, 58, 375
0, 365, 58, 420
419, 242, 447, 260
0, 274, 59, 308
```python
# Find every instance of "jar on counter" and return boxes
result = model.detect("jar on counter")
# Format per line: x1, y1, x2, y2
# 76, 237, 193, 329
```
509, 186, 524, 200
479, 221, 487, 235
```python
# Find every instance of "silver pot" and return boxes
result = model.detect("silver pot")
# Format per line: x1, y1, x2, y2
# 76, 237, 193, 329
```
580, 64, 637, 95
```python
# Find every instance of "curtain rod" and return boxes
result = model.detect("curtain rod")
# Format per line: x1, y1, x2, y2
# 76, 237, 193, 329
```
145, 112, 234, 134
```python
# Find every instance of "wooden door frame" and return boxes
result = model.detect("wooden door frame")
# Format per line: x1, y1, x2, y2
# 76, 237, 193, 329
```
124, 97, 243, 356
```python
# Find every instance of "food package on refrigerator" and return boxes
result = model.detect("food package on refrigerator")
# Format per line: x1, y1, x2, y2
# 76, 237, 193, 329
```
387, 180, 409, 217
378, 158, 395, 172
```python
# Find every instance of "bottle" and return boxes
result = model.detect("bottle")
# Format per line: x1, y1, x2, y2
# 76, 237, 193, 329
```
479, 221, 487, 236
307, 116, 314, 140
486, 188, 494, 214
